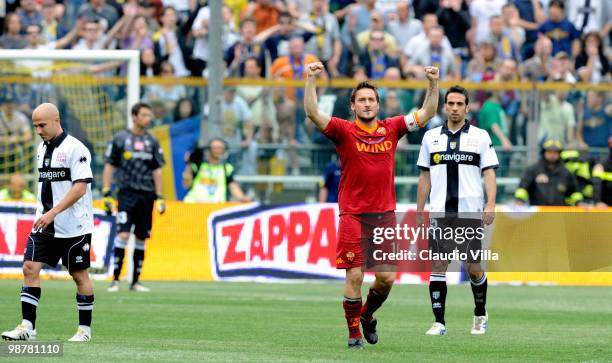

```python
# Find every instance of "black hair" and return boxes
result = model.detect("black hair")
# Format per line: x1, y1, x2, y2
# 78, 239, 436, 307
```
444, 85, 469, 105
131, 102, 152, 116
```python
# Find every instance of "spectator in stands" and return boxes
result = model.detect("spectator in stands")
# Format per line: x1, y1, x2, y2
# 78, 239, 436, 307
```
319, 158, 341, 203
412, 0, 441, 20
521, 35, 552, 81
379, 67, 414, 115
183, 138, 251, 203
437, 0, 470, 51
0, 13, 27, 49
388, 1, 422, 51
17, 0, 43, 34
0, 93, 32, 174
515, 139, 583, 206
119, 15, 154, 52
511, 0, 546, 61
260, 11, 315, 61
566, 0, 610, 35
140, 48, 160, 76
494, 59, 523, 145
478, 92, 513, 176
500, 3, 525, 58
225, 17, 267, 77
574, 32, 610, 84
302, 0, 342, 76
577, 91, 612, 149
78, 0, 119, 31
355, 11, 397, 57
154, 6, 190, 77
407, 26, 458, 81
538, 0, 581, 57
490, 15, 520, 61
241, 0, 284, 33
538, 81, 576, 145
401, 13, 452, 77
237, 57, 278, 144
143, 62, 187, 119
0, 174, 36, 202
380, 89, 405, 120
73, 18, 108, 50
466, 39, 499, 83
357, 30, 400, 79
40, 0, 59, 44
339, 0, 375, 52
469, 0, 505, 45
218, 87, 255, 164
172, 97, 197, 122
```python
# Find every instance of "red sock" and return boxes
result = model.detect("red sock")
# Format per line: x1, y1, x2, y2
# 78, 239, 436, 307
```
361, 288, 388, 321
343, 297, 362, 339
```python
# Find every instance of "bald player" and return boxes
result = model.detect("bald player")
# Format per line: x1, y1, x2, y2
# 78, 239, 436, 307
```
2, 103, 95, 342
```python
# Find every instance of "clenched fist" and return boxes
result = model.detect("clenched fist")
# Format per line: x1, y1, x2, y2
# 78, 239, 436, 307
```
306, 62, 325, 78
424, 66, 439, 81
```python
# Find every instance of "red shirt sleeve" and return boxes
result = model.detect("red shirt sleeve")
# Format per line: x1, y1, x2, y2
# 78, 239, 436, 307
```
322, 117, 349, 144
385, 115, 408, 140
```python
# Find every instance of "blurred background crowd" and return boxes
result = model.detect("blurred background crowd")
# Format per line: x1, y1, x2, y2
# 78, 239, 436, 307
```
0, 0, 610, 203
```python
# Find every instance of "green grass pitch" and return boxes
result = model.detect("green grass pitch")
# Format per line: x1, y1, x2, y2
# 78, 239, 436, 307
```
0, 280, 610, 362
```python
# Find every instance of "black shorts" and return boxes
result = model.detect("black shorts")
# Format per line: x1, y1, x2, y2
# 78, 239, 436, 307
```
428, 217, 483, 263
117, 189, 156, 240
24, 233, 92, 272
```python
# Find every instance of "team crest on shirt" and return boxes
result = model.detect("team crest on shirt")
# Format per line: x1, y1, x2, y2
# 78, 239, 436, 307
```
376, 127, 387, 135
56, 152, 67, 163
346, 251, 355, 262
44, 159, 50, 167
449, 141, 457, 150
134, 141, 145, 151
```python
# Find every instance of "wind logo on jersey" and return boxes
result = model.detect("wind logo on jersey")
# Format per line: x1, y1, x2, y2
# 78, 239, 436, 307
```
355, 136, 392, 153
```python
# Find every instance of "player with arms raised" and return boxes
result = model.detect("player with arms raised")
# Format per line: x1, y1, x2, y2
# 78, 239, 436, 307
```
304, 62, 439, 349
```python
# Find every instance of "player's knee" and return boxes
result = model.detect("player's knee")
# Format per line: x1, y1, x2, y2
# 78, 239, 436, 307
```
431, 260, 449, 273
468, 271, 484, 281
22, 262, 39, 280
118, 232, 130, 242
346, 268, 364, 287
375, 273, 395, 289
70, 270, 89, 285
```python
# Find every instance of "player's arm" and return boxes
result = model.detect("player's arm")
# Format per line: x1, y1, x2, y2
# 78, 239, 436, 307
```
413, 66, 440, 128
416, 169, 431, 213
153, 167, 166, 213
304, 62, 331, 131
482, 168, 496, 225
102, 163, 115, 193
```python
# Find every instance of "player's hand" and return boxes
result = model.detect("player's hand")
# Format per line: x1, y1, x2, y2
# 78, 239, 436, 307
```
306, 62, 325, 78
102, 188, 115, 216
416, 211, 425, 227
482, 203, 495, 225
424, 66, 439, 81
33, 210, 57, 233
156, 196, 166, 215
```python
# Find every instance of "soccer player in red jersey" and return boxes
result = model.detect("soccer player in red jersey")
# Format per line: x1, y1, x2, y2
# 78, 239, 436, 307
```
304, 62, 439, 349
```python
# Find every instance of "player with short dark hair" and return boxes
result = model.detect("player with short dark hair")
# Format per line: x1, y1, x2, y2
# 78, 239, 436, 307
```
305, 61, 439, 349
2, 103, 95, 342
104, 102, 165, 292
416, 85, 499, 336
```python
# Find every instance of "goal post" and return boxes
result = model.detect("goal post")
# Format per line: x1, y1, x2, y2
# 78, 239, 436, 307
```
0, 49, 140, 189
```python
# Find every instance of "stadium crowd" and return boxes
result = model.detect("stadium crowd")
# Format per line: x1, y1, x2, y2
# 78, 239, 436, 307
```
0, 0, 610, 195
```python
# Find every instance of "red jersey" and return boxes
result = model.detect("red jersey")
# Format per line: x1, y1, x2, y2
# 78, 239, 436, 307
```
323, 114, 417, 215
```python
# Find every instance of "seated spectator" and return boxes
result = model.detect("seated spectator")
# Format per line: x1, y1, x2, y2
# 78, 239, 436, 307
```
549, 51, 577, 84
574, 32, 610, 84
0, 13, 27, 49
515, 139, 583, 206
576, 91, 612, 149
173, 97, 197, 122
356, 11, 397, 57
0, 174, 36, 202
153, 6, 190, 77
466, 39, 499, 82
142, 62, 188, 118
401, 13, 452, 77
521, 36, 552, 82
357, 30, 400, 79
537, 0, 581, 57
40, 0, 59, 44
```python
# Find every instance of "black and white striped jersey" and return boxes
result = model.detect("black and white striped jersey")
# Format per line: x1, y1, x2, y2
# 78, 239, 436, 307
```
417, 121, 498, 214
35, 132, 93, 237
